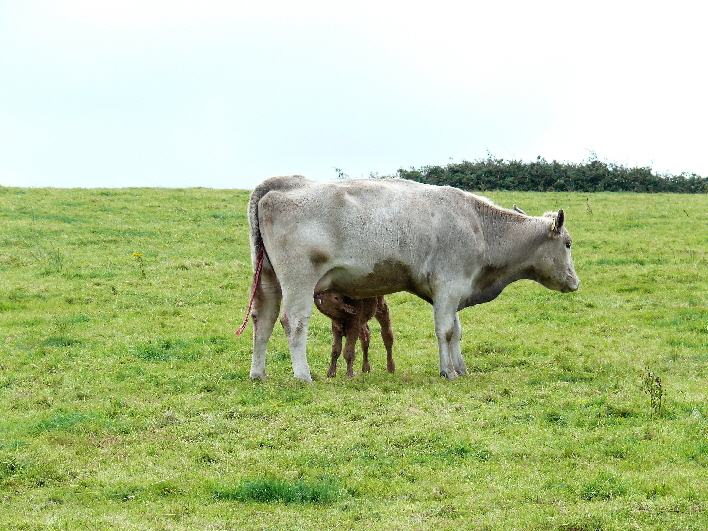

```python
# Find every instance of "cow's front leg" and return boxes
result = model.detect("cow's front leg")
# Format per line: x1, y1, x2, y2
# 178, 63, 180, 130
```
433, 301, 458, 380
375, 298, 395, 374
450, 314, 467, 375
280, 290, 314, 383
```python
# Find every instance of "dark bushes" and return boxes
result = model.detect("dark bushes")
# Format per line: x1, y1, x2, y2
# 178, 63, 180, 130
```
396, 156, 707, 193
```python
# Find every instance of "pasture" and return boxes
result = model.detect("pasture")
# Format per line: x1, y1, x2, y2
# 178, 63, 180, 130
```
1, 186, 706, 530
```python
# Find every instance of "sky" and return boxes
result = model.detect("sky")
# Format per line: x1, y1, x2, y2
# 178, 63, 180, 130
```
1, 0, 705, 190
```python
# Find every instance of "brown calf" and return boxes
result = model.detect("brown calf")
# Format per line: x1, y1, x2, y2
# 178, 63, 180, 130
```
314, 290, 395, 378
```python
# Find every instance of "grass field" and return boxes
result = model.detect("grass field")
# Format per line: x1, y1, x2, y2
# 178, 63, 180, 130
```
1, 186, 706, 530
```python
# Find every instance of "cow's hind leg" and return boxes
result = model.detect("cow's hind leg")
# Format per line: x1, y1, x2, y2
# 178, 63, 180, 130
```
250, 269, 281, 381
280, 285, 316, 382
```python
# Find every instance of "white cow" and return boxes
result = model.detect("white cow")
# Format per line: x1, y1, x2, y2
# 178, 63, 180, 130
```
243, 175, 579, 382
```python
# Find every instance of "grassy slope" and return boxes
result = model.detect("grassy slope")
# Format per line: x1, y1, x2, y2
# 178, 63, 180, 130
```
1, 187, 706, 530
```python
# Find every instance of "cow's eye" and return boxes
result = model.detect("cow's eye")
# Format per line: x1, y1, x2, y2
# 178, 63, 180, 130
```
565, 241, 572, 249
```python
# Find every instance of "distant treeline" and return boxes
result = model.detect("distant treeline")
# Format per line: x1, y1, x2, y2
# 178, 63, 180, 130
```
394, 156, 707, 193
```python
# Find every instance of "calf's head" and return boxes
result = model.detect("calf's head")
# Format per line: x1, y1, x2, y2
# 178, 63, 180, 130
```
314, 290, 357, 319
529, 210, 580, 293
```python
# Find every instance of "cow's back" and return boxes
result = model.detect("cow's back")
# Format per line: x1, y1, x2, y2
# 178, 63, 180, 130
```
259, 177, 471, 249
255, 177, 485, 300
259, 177, 438, 260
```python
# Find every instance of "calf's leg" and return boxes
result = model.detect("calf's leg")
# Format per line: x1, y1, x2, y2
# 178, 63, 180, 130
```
375, 299, 395, 373
342, 323, 359, 378
360, 324, 371, 373
327, 323, 343, 378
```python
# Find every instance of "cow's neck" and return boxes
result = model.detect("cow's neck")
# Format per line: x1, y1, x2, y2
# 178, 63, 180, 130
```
460, 206, 545, 309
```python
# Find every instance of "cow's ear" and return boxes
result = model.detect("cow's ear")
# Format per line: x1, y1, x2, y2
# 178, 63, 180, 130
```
551, 209, 565, 234
513, 204, 527, 215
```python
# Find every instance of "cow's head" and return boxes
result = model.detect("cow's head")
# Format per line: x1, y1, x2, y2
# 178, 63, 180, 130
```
530, 210, 579, 293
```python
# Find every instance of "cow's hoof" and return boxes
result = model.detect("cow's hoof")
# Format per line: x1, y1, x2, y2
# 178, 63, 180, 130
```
294, 372, 313, 384
439, 370, 456, 380
250, 372, 267, 381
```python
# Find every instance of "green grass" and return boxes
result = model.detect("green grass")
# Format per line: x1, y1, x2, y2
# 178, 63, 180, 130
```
212, 477, 341, 504
1, 186, 707, 530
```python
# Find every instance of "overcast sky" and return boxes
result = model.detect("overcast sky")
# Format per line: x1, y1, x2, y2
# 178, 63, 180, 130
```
1, 0, 705, 189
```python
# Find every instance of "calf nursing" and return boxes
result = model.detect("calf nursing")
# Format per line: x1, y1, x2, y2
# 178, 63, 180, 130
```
246, 175, 579, 383
314, 290, 395, 378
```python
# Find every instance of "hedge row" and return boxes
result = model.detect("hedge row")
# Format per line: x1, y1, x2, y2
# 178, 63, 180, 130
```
395, 157, 707, 193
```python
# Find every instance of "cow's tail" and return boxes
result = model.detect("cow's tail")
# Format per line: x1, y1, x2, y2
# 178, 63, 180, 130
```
236, 176, 308, 335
